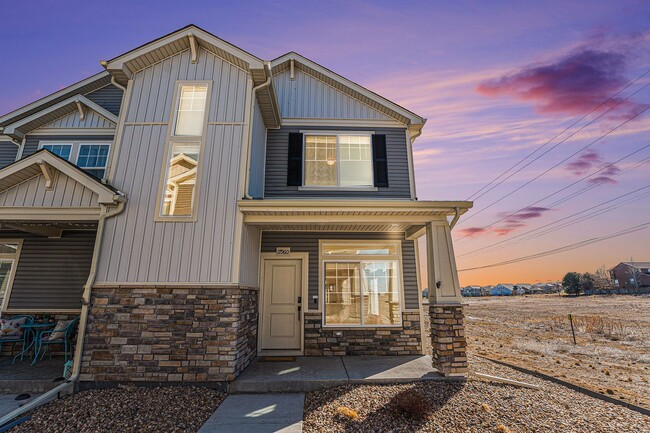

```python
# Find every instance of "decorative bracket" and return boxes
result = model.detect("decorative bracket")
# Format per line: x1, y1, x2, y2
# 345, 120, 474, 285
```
290, 59, 295, 80
188, 33, 198, 64
75, 100, 85, 120
37, 160, 55, 191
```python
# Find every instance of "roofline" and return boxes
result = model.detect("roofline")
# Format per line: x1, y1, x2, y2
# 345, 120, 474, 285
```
0, 71, 110, 126
271, 52, 426, 127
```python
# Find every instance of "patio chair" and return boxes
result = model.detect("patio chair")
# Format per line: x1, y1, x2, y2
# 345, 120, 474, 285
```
36, 317, 79, 363
0, 315, 34, 357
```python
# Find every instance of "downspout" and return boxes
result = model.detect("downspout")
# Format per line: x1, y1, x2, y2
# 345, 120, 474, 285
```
243, 62, 273, 199
449, 207, 461, 230
0, 196, 126, 430
15, 138, 26, 161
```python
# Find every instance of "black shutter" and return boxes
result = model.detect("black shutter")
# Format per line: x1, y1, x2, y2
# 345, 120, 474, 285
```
287, 132, 303, 186
372, 134, 388, 187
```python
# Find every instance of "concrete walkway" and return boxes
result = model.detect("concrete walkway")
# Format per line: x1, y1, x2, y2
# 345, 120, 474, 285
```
198, 393, 304, 433
231, 355, 453, 393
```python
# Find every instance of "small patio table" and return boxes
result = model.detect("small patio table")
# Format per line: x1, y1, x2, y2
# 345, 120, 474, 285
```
12, 322, 54, 366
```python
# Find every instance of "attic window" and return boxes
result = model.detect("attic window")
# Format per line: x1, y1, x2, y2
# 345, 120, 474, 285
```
174, 84, 208, 136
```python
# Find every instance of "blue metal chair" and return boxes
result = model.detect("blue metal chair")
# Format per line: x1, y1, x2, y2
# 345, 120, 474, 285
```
0, 315, 34, 357
36, 317, 79, 363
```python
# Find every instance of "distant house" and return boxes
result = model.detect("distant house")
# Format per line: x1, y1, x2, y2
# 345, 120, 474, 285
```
610, 262, 650, 290
491, 284, 514, 296
480, 286, 493, 296
461, 285, 483, 297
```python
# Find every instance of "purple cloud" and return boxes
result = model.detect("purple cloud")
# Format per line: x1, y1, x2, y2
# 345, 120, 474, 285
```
588, 164, 621, 185
459, 207, 552, 238
566, 150, 603, 176
476, 48, 640, 116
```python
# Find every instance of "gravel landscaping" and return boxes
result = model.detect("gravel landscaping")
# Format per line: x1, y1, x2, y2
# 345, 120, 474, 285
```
303, 356, 650, 433
10, 386, 225, 433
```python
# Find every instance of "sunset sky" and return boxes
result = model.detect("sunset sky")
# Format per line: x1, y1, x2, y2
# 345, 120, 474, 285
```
1, 1, 648, 286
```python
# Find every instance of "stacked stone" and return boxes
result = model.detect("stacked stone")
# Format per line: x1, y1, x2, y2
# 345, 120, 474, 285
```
304, 312, 422, 356
428, 304, 467, 375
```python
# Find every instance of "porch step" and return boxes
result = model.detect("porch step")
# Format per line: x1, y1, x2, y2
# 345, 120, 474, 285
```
230, 355, 456, 394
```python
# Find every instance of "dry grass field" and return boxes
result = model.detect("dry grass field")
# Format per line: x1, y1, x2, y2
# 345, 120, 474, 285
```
463, 294, 650, 408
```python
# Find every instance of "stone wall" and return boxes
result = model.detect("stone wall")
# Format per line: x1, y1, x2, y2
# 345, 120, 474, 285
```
80, 287, 258, 384
304, 311, 422, 356
428, 304, 467, 375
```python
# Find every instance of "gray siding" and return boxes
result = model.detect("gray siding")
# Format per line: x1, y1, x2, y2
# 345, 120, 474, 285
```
261, 232, 419, 310
85, 84, 123, 116
2, 230, 95, 311
0, 141, 18, 168
274, 69, 392, 120
0, 171, 97, 207
239, 224, 261, 287
39, 109, 115, 129
248, 98, 266, 198
22, 135, 115, 159
265, 126, 411, 198
96, 47, 250, 284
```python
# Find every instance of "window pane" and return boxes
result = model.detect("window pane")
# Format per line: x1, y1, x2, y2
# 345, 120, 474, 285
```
42, 144, 72, 160
77, 144, 110, 178
175, 84, 208, 136
0, 243, 18, 255
362, 261, 401, 325
339, 135, 373, 186
161, 142, 200, 216
322, 243, 399, 256
304, 135, 337, 186
324, 262, 361, 325
0, 260, 13, 301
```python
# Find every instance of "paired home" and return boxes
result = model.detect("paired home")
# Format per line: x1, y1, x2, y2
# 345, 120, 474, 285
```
0, 25, 471, 387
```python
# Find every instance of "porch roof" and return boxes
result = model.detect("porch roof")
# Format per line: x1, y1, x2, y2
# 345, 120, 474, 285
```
238, 199, 472, 235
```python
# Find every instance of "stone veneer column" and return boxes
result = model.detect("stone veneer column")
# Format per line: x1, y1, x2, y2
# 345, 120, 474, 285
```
425, 221, 468, 375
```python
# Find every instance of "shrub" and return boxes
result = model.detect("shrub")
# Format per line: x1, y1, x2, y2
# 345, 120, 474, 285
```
562, 272, 581, 294
390, 390, 432, 421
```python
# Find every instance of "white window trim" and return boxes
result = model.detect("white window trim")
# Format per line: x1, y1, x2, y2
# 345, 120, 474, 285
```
319, 239, 404, 328
301, 131, 375, 190
0, 239, 24, 314
155, 80, 212, 222
38, 141, 111, 178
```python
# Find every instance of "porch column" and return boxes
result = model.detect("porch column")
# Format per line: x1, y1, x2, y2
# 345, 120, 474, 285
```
425, 221, 468, 375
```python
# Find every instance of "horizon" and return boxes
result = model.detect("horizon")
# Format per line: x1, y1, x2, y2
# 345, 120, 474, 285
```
1, 1, 648, 286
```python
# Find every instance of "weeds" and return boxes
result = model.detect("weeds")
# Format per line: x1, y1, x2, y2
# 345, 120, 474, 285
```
390, 390, 432, 421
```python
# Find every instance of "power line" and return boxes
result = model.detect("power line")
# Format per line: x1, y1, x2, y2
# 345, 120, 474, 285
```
472, 146, 650, 239
458, 222, 650, 272
459, 102, 649, 226
465, 69, 650, 201
458, 184, 650, 257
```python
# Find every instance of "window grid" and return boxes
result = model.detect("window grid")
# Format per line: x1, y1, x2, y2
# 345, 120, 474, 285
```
303, 134, 373, 187
42, 144, 72, 161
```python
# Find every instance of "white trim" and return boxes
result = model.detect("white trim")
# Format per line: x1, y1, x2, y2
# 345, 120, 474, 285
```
0, 239, 23, 314
29, 128, 115, 136
106, 79, 133, 182
258, 252, 309, 356
318, 239, 404, 328
38, 140, 112, 179
284, 118, 404, 128
405, 129, 417, 200
298, 186, 378, 192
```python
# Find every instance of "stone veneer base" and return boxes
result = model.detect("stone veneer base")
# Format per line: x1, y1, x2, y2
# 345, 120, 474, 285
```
428, 303, 468, 375
80, 286, 258, 383
304, 311, 422, 356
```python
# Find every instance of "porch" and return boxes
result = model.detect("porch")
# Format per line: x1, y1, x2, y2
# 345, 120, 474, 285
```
0, 357, 66, 394
230, 355, 457, 393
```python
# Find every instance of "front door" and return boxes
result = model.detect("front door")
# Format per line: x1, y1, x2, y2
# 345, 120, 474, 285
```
260, 258, 303, 352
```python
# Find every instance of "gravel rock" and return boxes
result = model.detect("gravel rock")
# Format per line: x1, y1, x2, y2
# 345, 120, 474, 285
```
11, 386, 225, 433
303, 357, 650, 433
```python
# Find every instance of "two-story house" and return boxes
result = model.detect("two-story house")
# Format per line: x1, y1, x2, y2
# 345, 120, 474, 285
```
0, 25, 471, 387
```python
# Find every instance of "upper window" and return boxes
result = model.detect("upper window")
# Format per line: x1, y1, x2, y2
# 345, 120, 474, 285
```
321, 241, 402, 327
40, 142, 111, 178
159, 82, 210, 218
304, 134, 373, 187
0, 241, 21, 312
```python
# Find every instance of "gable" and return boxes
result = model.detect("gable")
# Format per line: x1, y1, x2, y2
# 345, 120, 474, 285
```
0, 170, 99, 208
35, 107, 116, 130
274, 69, 393, 121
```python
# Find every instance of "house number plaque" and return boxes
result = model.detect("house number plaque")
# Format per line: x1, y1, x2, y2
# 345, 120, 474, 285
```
276, 247, 291, 255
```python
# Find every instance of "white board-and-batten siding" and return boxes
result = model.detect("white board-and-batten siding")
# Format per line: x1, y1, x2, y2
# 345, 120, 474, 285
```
96, 47, 250, 284
273, 69, 393, 120
0, 172, 97, 207
38, 109, 116, 130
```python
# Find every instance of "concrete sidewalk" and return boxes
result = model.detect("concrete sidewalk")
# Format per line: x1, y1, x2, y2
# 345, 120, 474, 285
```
231, 355, 454, 393
198, 393, 304, 433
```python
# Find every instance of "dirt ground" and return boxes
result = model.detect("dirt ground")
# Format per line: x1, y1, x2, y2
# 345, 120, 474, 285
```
462, 294, 650, 409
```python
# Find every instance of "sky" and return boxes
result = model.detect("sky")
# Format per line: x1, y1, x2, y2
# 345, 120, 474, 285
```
1, 1, 649, 286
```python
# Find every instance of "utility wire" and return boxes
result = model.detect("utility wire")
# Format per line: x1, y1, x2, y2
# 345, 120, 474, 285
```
456, 107, 650, 240
465, 69, 650, 201
457, 222, 650, 272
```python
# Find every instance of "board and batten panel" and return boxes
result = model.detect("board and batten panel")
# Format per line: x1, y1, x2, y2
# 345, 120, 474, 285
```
38, 109, 116, 129
96, 47, 250, 284
248, 98, 266, 198
274, 69, 392, 120
239, 224, 261, 287
0, 172, 97, 207
265, 126, 411, 198
0, 141, 18, 168
260, 232, 419, 310
21, 135, 115, 159
85, 84, 123, 116
2, 230, 95, 311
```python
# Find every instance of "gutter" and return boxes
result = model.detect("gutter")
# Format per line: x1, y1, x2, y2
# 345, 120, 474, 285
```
243, 62, 273, 199
449, 206, 461, 230
0, 196, 127, 430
